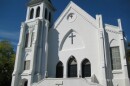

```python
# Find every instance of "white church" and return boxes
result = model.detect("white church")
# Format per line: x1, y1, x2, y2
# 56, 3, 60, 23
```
11, 0, 130, 86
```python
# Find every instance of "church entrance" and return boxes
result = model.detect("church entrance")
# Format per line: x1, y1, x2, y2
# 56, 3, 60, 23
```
82, 59, 91, 78
56, 61, 63, 78
68, 56, 77, 77
20, 79, 28, 86
24, 81, 28, 86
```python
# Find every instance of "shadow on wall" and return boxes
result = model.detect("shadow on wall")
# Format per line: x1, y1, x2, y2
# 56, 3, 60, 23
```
127, 43, 130, 78
47, 28, 60, 78
104, 31, 114, 86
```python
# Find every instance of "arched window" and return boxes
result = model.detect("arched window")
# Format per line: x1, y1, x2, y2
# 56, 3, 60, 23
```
110, 46, 121, 70
24, 60, 30, 70
36, 7, 40, 18
56, 61, 63, 78
25, 33, 29, 48
49, 12, 51, 22
68, 56, 77, 77
82, 59, 91, 78
44, 8, 48, 19
30, 32, 34, 47
30, 8, 34, 19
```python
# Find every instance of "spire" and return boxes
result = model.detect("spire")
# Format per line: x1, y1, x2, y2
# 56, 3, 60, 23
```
28, 0, 52, 6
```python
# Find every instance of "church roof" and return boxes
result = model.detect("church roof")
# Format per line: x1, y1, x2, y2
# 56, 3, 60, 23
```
28, 0, 52, 6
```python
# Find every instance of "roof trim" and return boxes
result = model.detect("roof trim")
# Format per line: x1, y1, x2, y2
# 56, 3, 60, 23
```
52, 1, 97, 29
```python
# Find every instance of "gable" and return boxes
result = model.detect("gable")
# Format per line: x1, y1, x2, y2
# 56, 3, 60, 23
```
53, 1, 98, 29
51, 1, 99, 52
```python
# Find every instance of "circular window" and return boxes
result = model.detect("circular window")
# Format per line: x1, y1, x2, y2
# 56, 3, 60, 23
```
67, 13, 77, 22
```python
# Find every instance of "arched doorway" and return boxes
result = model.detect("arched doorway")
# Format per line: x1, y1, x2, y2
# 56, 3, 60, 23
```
24, 81, 28, 86
68, 56, 77, 77
56, 61, 63, 78
20, 79, 28, 86
82, 59, 91, 78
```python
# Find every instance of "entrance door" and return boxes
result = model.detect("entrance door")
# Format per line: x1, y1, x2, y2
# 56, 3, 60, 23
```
68, 56, 77, 77
56, 61, 63, 78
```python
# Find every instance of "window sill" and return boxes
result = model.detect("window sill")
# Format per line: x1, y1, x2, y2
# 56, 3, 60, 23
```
112, 70, 122, 74
25, 47, 32, 52
21, 70, 30, 76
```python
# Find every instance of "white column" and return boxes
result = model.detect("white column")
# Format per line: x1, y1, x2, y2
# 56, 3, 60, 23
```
63, 62, 67, 78
78, 62, 81, 78
96, 15, 107, 86
118, 19, 128, 77
29, 20, 40, 85
118, 19, 130, 86
30, 20, 40, 73
99, 30, 107, 86
26, 7, 30, 21
11, 22, 26, 86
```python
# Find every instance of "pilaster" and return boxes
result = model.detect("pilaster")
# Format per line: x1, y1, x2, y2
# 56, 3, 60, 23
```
63, 63, 67, 78
118, 19, 130, 85
29, 20, 40, 75
11, 22, 26, 86
96, 15, 107, 86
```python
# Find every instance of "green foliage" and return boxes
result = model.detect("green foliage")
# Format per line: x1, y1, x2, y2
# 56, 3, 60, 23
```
0, 40, 15, 86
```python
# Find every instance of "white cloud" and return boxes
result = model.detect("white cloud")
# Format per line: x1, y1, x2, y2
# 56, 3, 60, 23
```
0, 30, 19, 41
11, 41, 18, 45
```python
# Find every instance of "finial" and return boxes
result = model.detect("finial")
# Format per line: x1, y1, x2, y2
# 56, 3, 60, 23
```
96, 14, 103, 29
117, 19, 123, 31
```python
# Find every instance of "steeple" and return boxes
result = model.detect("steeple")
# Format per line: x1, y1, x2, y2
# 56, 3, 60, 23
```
28, 0, 52, 6
26, 0, 55, 26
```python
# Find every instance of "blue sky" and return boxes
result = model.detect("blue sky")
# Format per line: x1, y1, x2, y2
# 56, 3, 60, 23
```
0, 0, 130, 50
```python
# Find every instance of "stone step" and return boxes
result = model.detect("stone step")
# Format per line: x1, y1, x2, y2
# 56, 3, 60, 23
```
32, 78, 103, 86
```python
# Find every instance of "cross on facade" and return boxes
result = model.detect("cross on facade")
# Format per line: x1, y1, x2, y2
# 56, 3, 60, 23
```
69, 32, 76, 44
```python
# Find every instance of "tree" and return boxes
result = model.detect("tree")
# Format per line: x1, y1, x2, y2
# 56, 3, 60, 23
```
0, 40, 15, 86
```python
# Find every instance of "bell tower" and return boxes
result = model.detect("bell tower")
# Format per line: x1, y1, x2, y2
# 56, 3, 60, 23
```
11, 0, 55, 86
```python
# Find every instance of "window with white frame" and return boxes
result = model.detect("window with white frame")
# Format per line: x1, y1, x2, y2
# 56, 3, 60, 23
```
110, 46, 122, 70
24, 60, 30, 70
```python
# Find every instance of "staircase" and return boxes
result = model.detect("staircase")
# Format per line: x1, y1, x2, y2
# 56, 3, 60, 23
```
32, 78, 103, 86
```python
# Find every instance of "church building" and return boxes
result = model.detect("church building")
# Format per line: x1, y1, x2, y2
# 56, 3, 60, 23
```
11, 0, 130, 86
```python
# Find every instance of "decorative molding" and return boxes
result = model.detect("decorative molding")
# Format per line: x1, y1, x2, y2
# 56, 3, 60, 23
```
106, 29, 121, 34
28, 25, 35, 29
25, 47, 32, 52
105, 24, 118, 28
99, 31, 103, 38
